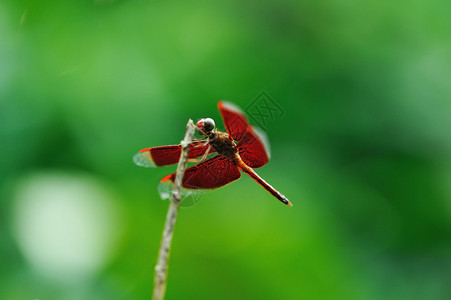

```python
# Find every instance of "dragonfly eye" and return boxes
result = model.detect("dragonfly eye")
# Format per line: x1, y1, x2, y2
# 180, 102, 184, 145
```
203, 118, 215, 131
196, 118, 215, 135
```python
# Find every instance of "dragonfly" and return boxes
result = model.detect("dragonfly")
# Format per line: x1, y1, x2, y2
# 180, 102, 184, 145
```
133, 101, 292, 207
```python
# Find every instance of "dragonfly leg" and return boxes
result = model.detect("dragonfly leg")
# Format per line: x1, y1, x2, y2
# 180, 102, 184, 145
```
187, 158, 200, 163
199, 146, 212, 162
193, 141, 209, 148
192, 137, 208, 144
187, 145, 212, 163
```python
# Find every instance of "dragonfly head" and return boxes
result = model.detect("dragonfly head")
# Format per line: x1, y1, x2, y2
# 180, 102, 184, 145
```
196, 118, 215, 136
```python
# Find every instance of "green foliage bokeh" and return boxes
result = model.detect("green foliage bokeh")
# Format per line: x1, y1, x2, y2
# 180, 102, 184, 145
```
1, 0, 450, 299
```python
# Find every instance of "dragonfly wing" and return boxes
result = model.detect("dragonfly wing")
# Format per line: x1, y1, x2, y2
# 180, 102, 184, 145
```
160, 155, 241, 189
217, 101, 249, 141
158, 179, 204, 205
237, 126, 270, 168
133, 142, 215, 167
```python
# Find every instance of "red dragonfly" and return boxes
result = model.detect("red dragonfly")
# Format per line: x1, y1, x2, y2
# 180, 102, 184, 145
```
134, 101, 292, 207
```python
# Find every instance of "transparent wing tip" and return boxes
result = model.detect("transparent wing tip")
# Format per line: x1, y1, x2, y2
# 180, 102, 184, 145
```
157, 180, 204, 207
219, 101, 244, 115
133, 151, 156, 168
252, 126, 271, 159
157, 180, 173, 200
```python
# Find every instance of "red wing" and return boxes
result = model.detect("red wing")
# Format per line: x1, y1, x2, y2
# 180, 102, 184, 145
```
134, 142, 215, 167
217, 101, 249, 141
161, 155, 241, 189
237, 126, 271, 168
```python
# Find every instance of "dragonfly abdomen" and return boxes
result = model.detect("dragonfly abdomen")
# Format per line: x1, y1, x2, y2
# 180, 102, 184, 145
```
235, 154, 293, 207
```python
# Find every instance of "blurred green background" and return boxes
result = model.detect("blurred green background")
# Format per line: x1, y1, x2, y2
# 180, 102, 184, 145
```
1, 0, 451, 299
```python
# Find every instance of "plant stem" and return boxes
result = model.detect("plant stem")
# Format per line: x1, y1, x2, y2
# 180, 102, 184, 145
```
152, 119, 195, 300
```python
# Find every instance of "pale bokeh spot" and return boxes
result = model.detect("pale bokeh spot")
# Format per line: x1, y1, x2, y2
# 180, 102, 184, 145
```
12, 172, 120, 284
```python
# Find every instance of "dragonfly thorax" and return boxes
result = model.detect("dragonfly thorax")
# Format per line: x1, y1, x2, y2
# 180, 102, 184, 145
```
208, 130, 237, 160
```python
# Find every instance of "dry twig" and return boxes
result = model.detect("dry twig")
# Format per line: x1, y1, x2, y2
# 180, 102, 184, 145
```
153, 119, 196, 300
